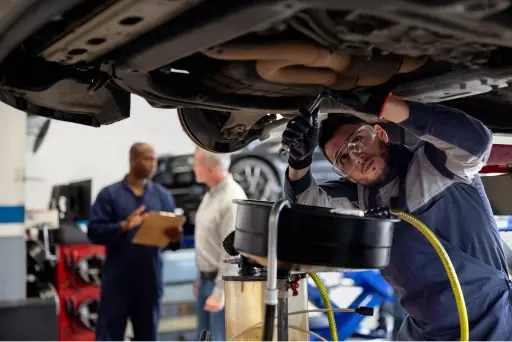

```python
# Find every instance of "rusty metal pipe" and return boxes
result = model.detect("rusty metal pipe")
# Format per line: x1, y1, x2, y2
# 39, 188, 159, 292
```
256, 59, 358, 90
204, 42, 352, 71
203, 42, 427, 90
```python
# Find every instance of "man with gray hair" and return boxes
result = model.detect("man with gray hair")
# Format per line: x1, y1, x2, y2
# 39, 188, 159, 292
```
192, 148, 247, 341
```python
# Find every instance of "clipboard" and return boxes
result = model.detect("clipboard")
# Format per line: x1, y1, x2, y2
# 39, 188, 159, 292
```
132, 211, 186, 248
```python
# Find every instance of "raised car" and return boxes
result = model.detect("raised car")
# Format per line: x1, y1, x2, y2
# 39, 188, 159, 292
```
2, 0, 512, 152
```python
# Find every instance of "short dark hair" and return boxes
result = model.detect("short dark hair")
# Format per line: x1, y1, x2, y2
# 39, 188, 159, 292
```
318, 114, 365, 161
129, 142, 152, 159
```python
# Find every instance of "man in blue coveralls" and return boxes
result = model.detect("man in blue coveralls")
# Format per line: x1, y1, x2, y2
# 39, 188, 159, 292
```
88, 142, 180, 341
282, 91, 512, 340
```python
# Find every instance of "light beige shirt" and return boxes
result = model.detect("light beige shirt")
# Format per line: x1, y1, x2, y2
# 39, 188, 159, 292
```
194, 174, 247, 300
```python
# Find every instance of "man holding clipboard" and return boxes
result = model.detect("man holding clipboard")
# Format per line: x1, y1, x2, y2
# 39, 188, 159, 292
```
87, 142, 183, 341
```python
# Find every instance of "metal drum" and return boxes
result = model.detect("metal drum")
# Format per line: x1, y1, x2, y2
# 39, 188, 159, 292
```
233, 200, 397, 270
224, 273, 309, 341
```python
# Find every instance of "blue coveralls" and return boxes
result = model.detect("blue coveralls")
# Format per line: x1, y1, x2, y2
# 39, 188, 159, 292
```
87, 178, 176, 341
285, 101, 512, 340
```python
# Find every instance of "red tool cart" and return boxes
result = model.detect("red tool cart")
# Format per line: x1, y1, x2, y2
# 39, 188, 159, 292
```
49, 180, 106, 341
55, 240, 105, 341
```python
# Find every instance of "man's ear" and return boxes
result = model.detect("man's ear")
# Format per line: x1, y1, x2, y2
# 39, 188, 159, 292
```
374, 124, 389, 143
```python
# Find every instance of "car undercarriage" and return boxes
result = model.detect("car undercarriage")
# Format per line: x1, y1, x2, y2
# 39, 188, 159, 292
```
3, 0, 512, 152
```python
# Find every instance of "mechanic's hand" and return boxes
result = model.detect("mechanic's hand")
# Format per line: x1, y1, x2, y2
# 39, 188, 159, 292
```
282, 107, 319, 170
328, 88, 392, 118
120, 205, 146, 232
204, 295, 225, 312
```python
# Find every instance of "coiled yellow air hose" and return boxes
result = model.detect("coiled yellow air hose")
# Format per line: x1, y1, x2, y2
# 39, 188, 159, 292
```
392, 209, 469, 342
308, 272, 339, 342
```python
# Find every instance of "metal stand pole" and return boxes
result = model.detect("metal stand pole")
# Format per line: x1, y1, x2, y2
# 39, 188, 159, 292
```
267, 199, 290, 305
277, 280, 289, 341
263, 199, 290, 341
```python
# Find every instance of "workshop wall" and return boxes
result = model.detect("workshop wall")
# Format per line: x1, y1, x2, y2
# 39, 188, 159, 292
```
25, 95, 196, 210
0, 105, 26, 300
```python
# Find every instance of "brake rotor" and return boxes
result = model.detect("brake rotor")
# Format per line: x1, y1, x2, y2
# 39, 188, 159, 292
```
178, 107, 255, 153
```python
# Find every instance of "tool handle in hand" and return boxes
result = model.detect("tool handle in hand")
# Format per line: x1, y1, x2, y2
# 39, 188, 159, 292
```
279, 92, 323, 156
279, 145, 290, 156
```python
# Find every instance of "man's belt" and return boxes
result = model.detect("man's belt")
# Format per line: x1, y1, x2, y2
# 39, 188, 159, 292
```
200, 271, 218, 280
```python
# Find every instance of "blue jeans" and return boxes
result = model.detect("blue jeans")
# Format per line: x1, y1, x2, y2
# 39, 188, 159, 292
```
196, 279, 225, 341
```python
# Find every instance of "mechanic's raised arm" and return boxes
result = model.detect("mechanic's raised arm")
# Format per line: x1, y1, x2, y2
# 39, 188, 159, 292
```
382, 96, 493, 180
283, 108, 356, 208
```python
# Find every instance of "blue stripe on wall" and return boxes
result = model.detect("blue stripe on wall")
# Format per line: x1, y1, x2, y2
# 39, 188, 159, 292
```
0, 206, 24, 224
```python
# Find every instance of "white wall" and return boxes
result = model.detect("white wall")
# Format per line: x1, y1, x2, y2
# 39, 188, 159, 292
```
25, 95, 196, 209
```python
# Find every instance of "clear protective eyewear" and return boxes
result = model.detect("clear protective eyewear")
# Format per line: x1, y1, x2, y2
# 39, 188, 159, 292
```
332, 125, 377, 177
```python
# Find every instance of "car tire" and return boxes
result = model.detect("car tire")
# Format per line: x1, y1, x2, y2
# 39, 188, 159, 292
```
230, 157, 282, 201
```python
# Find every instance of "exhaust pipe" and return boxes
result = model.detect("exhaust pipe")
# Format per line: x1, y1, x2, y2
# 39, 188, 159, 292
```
203, 42, 427, 90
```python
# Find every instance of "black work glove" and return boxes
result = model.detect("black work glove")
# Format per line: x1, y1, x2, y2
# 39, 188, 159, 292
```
328, 89, 392, 118
282, 108, 319, 170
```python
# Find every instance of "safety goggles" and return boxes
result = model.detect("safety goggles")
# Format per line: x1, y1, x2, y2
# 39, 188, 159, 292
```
332, 125, 377, 177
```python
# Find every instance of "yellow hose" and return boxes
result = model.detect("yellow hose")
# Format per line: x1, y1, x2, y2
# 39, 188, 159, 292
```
308, 272, 338, 342
392, 209, 469, 342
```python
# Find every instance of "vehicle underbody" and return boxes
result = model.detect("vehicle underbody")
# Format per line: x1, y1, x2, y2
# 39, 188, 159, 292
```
3, 0, 512, 152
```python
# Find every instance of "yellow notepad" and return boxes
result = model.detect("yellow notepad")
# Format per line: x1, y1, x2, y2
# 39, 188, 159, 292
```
132, 211, 186, 247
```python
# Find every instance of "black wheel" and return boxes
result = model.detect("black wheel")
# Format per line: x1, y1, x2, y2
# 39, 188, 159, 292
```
77, 298, 99, 331
230, 157, 282, 201
178, 107, 257, 153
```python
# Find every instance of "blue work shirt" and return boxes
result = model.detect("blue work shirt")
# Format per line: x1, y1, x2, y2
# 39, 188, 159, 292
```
285, 101, 512, 340
87, 177, 176, 299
